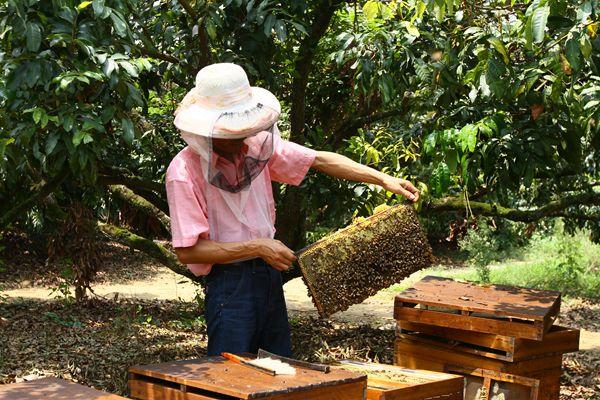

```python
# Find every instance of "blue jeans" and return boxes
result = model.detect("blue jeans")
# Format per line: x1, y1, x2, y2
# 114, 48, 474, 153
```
204, 258, 292, 357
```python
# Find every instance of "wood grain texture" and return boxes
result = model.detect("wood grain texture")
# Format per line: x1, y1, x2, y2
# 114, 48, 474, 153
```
129, 357, 366, 399
397, 323, 580, 362
334, 361, 463, 400
394, 338, 562, 400
394, 338, 563, 375
395, 276, 561, 321
394, 304, 545, 340
0, 377, 127, 400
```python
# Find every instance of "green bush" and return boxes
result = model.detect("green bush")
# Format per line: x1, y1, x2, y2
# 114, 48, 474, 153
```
458, 218, 526, 283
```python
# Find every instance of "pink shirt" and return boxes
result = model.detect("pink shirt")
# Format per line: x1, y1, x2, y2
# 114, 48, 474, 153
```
166, 135, 317, 276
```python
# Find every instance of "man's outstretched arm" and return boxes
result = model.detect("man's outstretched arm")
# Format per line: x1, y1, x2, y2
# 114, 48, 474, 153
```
311, 151, 420, 202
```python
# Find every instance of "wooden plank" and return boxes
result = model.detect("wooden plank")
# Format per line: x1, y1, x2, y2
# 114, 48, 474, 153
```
397, 324, 580, 362
266, 381, 366, 400
394, 338, 563, 375
129, 357, 366, 400
394, 304, 544, 340
397, 321, 515, 352
334, 361, 463, 400
0, 377, 127, 400
395, 276, 561, 322
129, 379, 229, 400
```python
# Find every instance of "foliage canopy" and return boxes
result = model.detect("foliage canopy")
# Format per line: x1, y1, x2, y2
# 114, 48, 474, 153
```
0, 0, 598, 285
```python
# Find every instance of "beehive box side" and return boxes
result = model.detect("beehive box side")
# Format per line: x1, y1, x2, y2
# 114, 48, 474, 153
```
129, 358, 366, 400
298, 205, 433, 317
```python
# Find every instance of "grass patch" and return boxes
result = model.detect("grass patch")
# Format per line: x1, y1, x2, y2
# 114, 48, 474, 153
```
387, 227, 600, 299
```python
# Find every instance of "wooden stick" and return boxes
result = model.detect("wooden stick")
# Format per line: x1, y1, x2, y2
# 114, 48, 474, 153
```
221, 353, 276, 376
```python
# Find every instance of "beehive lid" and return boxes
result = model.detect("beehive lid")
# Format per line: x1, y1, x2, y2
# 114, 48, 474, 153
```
129, 357, 366, 399
395, 276, 561, 321
0, 377, 126, 399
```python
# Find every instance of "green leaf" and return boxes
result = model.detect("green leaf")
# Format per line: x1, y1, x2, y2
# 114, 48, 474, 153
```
72, 130, 86, 146
32, 108, 43, 124
92, 0, 106, 16
580, 36, 592, 59
205, 19, 217, 40
530, 5, 550, 44
290, 21, 308, 36
423, 132, 437, 155
82, 133, 93, 144
584, 100, 599, 110
445, 150, 458, 173
103, 59, 117, 77
121, 117, 134, 144
77, 1, 92, 11
274, 20, 286, 42
458, 124, 477, 153
487, 37, 509, 64
120, 61, 138, 77
26, 23, 41, 52
62, 115, 75, 132
45, 133, 59, 155
430, 161, 451, 196
565, 37, 581, 72
0, 138, 15, 159
363, 1, 380, 21
109, 11, 127, 37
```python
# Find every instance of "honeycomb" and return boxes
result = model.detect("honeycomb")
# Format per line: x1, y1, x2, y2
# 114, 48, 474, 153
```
298, 204, 433, 317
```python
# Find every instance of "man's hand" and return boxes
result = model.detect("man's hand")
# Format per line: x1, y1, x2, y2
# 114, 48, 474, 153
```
382, 176, 420, 202
252, 238, 296, 271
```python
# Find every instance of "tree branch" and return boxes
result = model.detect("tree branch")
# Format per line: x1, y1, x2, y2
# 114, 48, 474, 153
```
98, 222, 201, 283
328, 92, 412, 150
0, 169, 69, 228
290, 0, 344, 141
177, 0, 198, 20
98, 170, 165, 195
139, 47, 180, 64
176, 0, 211, 68
425, 191, 600, 222
108, 185, 171, 233
98, 173, 168, 213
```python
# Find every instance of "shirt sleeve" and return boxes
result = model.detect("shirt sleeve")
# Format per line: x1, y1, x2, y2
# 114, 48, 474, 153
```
268, 134, 317, 185
166, 179, 210, 248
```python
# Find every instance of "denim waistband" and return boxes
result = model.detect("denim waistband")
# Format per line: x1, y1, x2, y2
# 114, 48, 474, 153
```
211, 258, 268, 273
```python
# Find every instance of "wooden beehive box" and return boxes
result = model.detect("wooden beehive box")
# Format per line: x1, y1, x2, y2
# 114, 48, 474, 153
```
0, 377, 127, 400
397, 322, 580, 362
394, 337, 562, 400
394, 276, 561, 340
335, 360, 463, 400
298, 204, 433, 317
128, 357, 367, 400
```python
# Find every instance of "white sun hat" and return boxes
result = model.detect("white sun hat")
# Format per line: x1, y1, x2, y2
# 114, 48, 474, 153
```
174, 63, 281, 139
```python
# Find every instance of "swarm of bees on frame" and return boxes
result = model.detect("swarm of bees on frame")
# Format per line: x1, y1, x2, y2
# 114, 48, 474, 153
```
298, 204, 434, 318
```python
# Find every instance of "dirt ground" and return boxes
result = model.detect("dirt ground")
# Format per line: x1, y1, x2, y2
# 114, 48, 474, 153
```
4, 260, 600, 351
1, 239, 599, 398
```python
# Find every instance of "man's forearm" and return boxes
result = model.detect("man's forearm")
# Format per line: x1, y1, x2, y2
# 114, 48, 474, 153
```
312, 151, 389, 185
175, 239, 259, 265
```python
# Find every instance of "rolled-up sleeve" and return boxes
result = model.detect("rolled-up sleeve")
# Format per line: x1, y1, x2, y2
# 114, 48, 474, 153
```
166, 179, 210, 248
268, 135, 317, 185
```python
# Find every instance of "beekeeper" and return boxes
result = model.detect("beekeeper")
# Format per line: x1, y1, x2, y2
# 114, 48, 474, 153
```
166, 63, 419, 357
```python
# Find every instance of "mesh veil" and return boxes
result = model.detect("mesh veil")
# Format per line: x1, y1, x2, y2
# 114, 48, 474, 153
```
207, 105, 276, 193
180, 103, 280, 242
